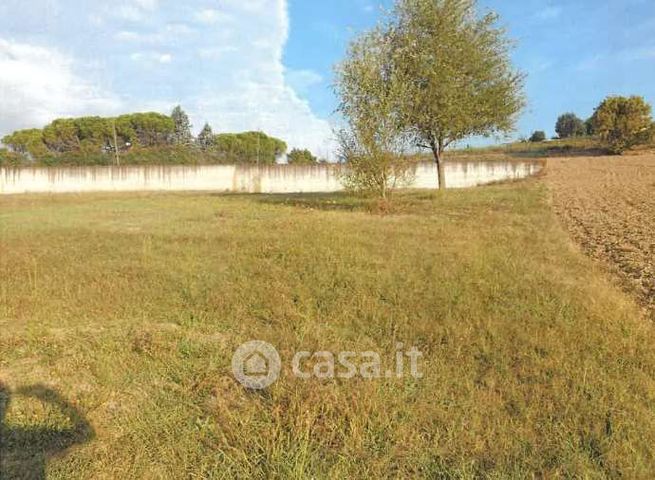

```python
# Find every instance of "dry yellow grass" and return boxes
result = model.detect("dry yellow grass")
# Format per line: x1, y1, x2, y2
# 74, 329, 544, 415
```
1, 181, 655, 478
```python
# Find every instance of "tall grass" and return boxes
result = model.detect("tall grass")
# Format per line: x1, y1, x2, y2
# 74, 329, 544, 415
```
1, 181, 654, 478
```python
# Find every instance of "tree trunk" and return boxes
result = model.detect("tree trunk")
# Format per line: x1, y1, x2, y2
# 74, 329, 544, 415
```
431, 142, 446, 190
112, 120, 120, 166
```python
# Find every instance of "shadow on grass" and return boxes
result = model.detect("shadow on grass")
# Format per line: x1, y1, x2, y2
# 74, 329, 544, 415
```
0, 382, 94, 479
253, 192, 371, 212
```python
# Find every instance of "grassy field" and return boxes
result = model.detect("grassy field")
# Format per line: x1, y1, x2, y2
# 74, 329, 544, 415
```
2, 180, 655, 478
444, 136, 655, 163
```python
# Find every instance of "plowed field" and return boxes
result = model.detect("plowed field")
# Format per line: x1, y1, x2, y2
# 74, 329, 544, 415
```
547, 156, 655, 315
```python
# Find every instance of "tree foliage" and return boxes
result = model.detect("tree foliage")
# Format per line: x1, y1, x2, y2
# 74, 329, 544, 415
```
336, 25, 414, 198
529, 130, 546, 142
392, 0, 524, 188
171, 106, 193, 146
0, 148, 22, 166
591, 96, 654, 154
123, 113, 175, 147
287, 148, 318, 165
555, 113, 586, 139
2, 129, 49, 159
336, 0, 524, 191
211, 131, 287, 165
197, 123, 214, 150
2, 113, 174, 161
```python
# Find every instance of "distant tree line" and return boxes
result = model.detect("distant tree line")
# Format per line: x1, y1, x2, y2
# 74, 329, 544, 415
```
3, 113, 175, 158
1, 106, 319, 167
528, 95, 654, 153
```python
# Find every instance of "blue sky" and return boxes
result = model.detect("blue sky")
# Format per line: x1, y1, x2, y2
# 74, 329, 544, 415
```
0, 0, 653, 155
286, 0, 655, 142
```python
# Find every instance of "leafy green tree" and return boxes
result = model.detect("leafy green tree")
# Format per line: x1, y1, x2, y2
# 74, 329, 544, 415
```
2, 129, 49, 158
555, 113, 586, 139
197, 123, 214, 150
171, 106, 193, 146
0, 148, 23, 166
213, 131, 287, 164
529, 131, 546, 142
585, 117, 595, 136
387, 0, 525, 188
43, 119, 80, 153
287, 148, 318, 165
121, 113, 175, 147
336, 25, 414, 198
592, 96, 654, 154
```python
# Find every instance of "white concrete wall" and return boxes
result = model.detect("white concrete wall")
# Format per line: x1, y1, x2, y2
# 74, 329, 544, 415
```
0, 161, 542, 195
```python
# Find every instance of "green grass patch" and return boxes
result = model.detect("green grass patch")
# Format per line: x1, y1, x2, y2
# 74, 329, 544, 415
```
1, 182, 655, 478
446, 137, 609, 162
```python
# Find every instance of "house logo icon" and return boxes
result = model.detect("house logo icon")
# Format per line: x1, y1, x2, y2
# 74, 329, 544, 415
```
231, 341, 281, 390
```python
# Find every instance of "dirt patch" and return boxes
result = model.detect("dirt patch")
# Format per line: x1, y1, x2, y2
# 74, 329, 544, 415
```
546, 156, 655, 315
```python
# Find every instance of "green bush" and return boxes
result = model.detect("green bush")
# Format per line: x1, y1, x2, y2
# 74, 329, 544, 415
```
592, 96, 654, 154
2, 129, 49, 158
287, 148, 318, 165
211, 131, 287, 165
555, 113, 586, 139
529, 131, 546, 142
0, 148, 23, 167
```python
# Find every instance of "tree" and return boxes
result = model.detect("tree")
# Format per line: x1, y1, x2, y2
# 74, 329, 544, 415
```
213, 131, 287, 164
171, 105, 193, 146
529, 130, 546, 142
197, 123, 214, 150
336, 25, 414, 198
287, 148, 318, 165
0, 148, 22, 166
43, 119, 80, 153
585, 117, 595, 136
123, 113, 175, 147
592, 96, 654, 154
387, 0, 525, 188
2, 129, 49, 159
555, 113, 586, 139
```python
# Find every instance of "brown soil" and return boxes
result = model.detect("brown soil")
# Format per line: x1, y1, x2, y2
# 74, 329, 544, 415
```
546, 156, 655, 315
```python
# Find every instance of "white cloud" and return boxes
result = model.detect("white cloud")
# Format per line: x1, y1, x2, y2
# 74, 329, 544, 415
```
115, 24, 193, 45
194, 8, 233, 25
114, 0, 159, 21
116, 30, 143, 41
0, 0, 333, 156
198, 46, 239, 60
116, 5, 146, 22
186, 0, 333, 154
134, 0, 158, 10
0, 38, 122, 135
130, 51, 173, 64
